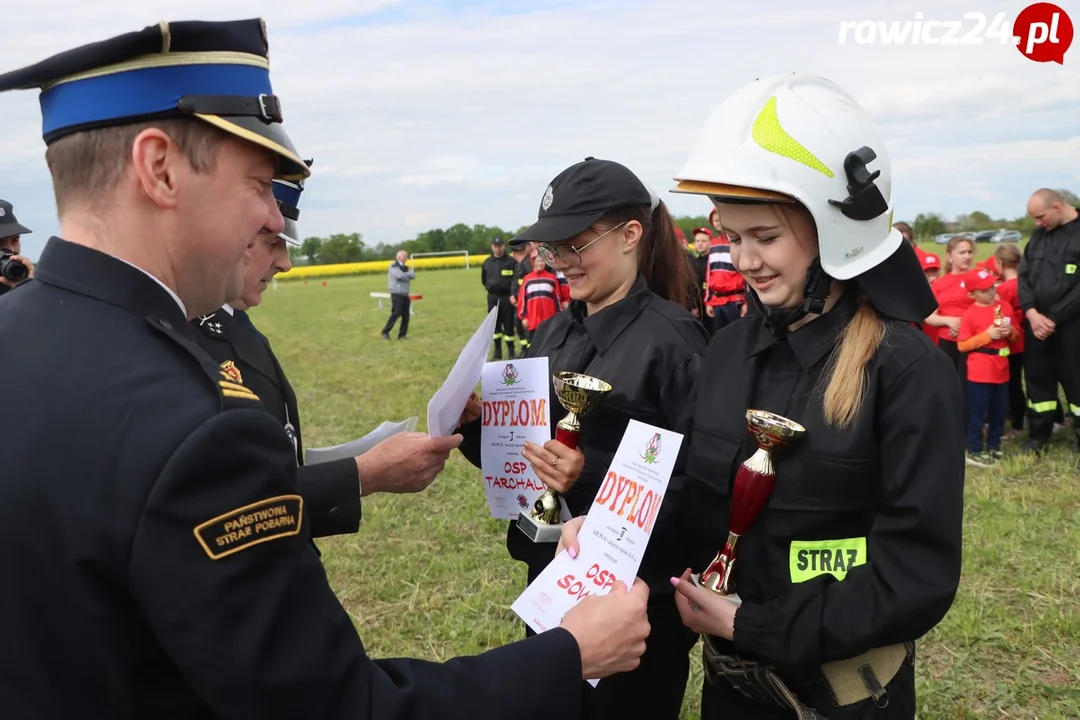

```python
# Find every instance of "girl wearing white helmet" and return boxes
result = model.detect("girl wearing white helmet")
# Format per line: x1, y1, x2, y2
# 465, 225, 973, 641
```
559, 75, 966, 718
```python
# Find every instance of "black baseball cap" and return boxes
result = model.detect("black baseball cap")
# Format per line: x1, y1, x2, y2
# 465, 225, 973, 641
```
491, 236, 505, 246
0, 199, 32, 238
509, 157, 652, 247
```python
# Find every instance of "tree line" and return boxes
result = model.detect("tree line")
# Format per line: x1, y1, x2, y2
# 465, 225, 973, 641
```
289, 188, 1078, 266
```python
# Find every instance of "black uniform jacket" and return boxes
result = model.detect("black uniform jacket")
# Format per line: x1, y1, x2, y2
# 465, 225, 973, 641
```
1018, 210, 1080, 324
461, 274, 710, 588
511, 256, 529, 300
192, 307, 361, 538
481, 254, 517, 296
0, 237, 584, 720
679, 291, 965, 677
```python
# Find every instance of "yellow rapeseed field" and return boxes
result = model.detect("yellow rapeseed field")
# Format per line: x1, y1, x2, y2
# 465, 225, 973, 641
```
279, 254, 491, 280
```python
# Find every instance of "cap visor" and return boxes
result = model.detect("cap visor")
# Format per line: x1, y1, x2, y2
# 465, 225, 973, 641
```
670, 180, 795, 203
195, 114, 310, 182
509, 211, 604, 247
0, 222, 32, 238
280, 218, 300, 246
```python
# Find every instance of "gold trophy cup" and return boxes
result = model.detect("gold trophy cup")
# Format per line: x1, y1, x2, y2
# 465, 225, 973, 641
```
691, 409, 806, 602
516, 371, 612, 543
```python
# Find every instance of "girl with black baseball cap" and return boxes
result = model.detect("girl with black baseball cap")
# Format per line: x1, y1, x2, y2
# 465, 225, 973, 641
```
457, 156, 710, 719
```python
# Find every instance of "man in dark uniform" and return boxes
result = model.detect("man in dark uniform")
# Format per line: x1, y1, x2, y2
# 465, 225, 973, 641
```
690, 227, 711, 318
481, 236, 518, 359
193, 171, 462, 538
0, 199, 34, 296
509, 239, 532, 353
1019, 188, 1080, 453
0, 19, 649, 718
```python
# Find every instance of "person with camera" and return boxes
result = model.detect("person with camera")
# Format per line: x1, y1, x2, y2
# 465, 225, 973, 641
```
0, 199, 34, 296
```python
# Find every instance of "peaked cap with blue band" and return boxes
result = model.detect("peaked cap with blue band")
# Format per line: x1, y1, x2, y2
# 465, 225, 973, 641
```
273, 158, 312, 246
0, 18, 310, 182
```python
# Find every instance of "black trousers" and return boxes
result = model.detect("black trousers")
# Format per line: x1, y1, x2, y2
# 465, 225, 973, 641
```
708, 302, 742, 335
488, 293, 515, 346
381, 293, 410, 337
700, 656, 916, 719
968, 381, 1008, 453
515, 315, 529, 350
1023, 319, 1080, 443
1008, 352, 1026, 430
521, 562, 695, 720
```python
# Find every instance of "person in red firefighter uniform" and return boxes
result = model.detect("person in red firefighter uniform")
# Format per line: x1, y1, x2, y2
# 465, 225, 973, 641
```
517, 251, 565, 342
703, 226, 747, 334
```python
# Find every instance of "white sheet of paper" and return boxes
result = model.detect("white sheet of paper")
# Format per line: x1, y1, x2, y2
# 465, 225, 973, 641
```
510, 419, 684, 686
304, 417, 418, 465
426, 306, 498, 437
480, 357, 553, 519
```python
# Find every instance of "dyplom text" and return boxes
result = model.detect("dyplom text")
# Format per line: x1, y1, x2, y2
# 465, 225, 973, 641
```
482, 399, 548, 428
593, 471, 664, 535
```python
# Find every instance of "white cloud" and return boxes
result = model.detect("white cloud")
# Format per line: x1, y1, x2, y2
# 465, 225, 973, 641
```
1, 0, 1075, 260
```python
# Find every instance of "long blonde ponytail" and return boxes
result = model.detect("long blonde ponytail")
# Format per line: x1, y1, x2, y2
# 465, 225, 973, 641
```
821, 298, 887, 428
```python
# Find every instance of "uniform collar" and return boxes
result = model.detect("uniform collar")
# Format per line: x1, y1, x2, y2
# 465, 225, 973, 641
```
33, 237, 190, 328
114, 256, 187, 318
569, 273, 652, 355
747, 289, 857, 370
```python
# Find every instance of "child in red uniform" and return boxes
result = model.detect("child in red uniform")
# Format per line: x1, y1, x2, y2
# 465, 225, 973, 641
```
992, 243, 1026, 436
920, 252, 943, 345
957, 268, 1019, 464
517, 253, 563, 342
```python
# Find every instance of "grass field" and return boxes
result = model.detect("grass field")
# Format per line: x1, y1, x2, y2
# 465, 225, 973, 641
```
254, 248, 1079, 719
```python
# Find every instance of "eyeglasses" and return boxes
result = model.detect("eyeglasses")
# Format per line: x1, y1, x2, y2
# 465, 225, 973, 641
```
535, 222, 628, 268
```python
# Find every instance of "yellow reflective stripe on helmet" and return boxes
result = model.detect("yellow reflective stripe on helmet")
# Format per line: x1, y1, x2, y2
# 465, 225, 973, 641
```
790, 537, 866, 583
752, 96, 835, 178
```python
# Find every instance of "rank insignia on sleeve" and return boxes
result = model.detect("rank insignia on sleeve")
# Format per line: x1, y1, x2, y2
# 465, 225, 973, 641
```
219, 376, 261, 402
193, 495, 304, 560
220, 360, 243, 384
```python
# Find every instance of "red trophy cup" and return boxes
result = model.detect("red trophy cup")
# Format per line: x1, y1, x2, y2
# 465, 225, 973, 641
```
692, 409, 806, 599
516, 371, 612, 543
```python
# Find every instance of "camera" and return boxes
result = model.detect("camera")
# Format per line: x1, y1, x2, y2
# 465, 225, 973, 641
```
1, 248, 29, 283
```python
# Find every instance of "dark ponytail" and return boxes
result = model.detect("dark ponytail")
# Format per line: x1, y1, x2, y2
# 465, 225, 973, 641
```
598, 199, 695, 310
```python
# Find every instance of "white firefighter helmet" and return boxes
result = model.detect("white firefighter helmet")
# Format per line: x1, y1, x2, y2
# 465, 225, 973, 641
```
672, 73, 901, 281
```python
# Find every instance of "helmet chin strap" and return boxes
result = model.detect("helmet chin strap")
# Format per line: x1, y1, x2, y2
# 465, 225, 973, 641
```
752, 257, 833, 336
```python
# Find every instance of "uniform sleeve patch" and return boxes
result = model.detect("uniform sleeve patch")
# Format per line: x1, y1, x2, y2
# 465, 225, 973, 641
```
220, 360, 243, 384
194, 495, 303, 560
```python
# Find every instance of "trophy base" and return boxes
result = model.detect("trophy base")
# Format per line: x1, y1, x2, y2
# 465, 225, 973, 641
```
689, 573, 743, 607
516, 513, 563, 543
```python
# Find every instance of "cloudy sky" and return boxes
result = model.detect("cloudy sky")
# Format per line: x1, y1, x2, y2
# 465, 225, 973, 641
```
2, 0, 1077, 260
